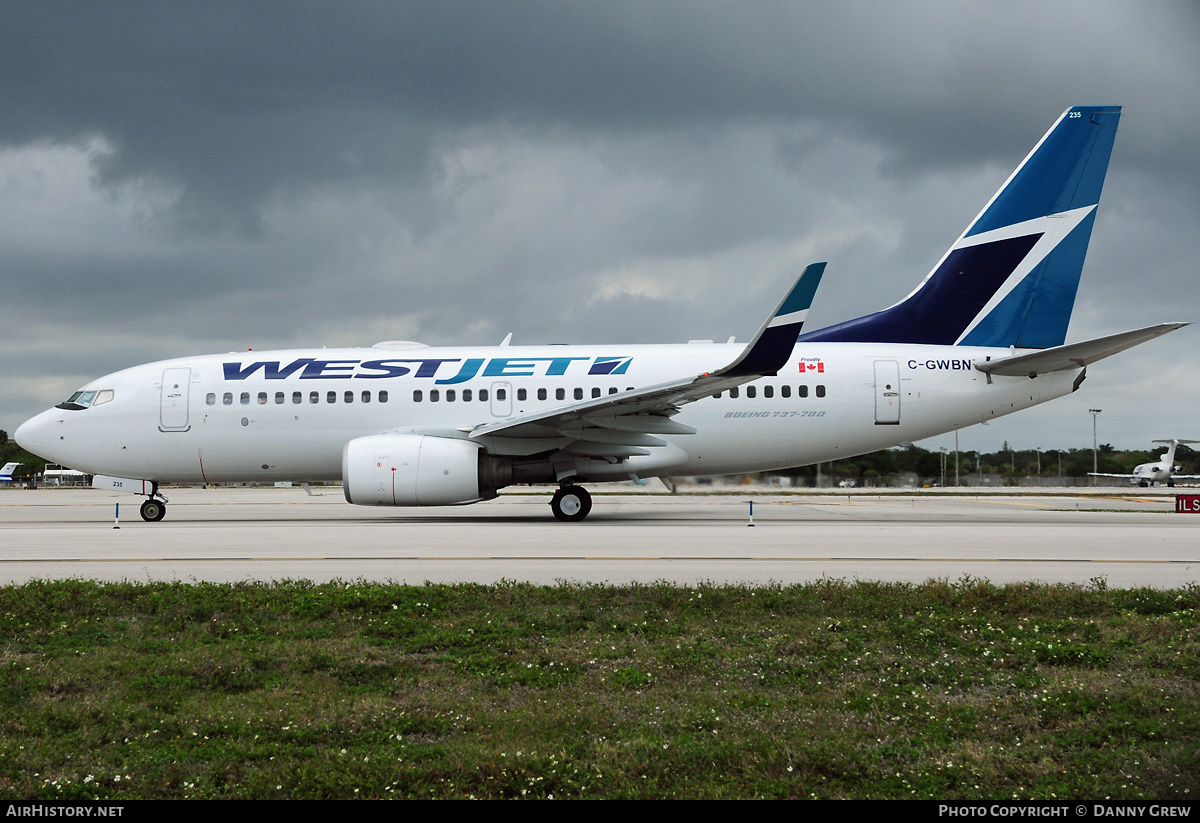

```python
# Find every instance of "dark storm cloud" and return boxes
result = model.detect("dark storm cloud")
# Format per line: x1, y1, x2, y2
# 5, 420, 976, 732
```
8, 0, 1194, 222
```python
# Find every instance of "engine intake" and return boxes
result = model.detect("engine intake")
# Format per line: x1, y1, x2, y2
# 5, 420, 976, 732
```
342, 434, 510, 506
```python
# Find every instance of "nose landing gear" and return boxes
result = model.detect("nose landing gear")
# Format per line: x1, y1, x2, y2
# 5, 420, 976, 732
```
139, 484, 169, 522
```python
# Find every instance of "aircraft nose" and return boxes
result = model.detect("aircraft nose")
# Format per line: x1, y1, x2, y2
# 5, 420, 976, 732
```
14, 411, 53, 456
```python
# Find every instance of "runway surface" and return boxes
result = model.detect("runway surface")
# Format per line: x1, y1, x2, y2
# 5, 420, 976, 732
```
1, 486, 1197, 587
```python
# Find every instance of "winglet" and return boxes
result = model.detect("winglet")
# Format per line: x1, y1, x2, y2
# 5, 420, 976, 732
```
718, 262, 825, 378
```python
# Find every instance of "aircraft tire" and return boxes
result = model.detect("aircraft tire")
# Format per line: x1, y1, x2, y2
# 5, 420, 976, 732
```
140, 499, 167, 522
551, 486, 592, 522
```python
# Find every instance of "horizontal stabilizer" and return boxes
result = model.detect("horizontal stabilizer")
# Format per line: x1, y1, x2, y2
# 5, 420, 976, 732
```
975, 323, 1187, 378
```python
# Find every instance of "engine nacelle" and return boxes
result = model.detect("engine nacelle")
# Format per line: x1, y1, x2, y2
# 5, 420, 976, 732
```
342, 434, 507, 507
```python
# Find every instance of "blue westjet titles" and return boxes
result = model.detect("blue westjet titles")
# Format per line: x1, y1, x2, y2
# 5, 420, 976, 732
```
14, 106, 1188, 522
222, 356, 633, 383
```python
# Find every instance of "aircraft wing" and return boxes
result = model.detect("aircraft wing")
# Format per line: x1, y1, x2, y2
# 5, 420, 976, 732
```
468, 263, 825, 450
1087, 473, 1136, 479
975, 323, 1187, 378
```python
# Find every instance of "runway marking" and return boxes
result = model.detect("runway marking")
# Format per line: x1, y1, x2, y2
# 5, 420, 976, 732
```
1, 556, 1194, 565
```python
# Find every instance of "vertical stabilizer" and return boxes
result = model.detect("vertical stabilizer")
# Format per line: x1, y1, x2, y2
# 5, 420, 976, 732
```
799, 106, 1121, 348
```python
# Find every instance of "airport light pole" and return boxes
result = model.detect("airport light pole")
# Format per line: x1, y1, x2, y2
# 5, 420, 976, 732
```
1090, 408, 1102, 485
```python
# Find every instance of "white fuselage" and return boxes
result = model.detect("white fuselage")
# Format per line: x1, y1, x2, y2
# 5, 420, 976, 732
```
1129, 461, 1174, 485
17, 341, 1077, 485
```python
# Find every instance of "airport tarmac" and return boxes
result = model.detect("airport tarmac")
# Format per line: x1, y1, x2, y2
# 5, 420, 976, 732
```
1, 486, 1197, 588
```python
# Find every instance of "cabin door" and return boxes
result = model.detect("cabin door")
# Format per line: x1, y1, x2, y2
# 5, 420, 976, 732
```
873, 360, 901, 425
159, 367, 192, 431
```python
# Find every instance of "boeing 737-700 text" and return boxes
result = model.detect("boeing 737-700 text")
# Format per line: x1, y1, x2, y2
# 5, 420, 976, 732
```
15, 105, 1186, 521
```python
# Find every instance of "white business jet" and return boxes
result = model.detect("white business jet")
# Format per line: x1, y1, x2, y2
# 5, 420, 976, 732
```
1090, 439, 1200, 487
15, 106, 1187, 521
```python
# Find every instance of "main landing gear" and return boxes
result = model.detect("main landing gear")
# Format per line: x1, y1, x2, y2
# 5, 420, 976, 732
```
139, 486, 169, 522
550, 484, 592, 522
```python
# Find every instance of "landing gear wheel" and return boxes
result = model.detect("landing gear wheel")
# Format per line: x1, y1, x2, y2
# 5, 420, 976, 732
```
140, 499, 167, 522
1138, 480, 1149, 488
550, 486, 592, 522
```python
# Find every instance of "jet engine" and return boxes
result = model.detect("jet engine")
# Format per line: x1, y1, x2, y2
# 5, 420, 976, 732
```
342, 434, 510, 506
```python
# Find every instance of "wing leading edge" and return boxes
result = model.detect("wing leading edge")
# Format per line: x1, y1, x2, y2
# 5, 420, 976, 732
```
468, 263, 826, 453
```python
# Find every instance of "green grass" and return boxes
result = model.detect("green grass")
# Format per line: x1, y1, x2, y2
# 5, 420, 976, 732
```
0, 578, 1196, 799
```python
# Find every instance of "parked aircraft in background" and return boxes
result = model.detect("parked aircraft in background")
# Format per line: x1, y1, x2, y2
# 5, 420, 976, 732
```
0, 463, 20, 482
14, 105, 1187, 521
1090, 439, 1200, 487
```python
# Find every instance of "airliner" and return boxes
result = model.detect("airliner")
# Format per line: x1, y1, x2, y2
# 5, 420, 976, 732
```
1091, 439, 1200, 487
15, 105, 1187, 522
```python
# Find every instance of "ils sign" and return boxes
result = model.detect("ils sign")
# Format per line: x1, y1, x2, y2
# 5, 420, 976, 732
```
1175, 495, 1200, 514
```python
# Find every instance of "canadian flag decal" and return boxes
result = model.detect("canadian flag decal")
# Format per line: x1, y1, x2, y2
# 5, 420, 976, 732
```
799, 361, 825, 374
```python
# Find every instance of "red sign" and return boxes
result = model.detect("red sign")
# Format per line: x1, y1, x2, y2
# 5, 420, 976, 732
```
1175, 495, 1200, 513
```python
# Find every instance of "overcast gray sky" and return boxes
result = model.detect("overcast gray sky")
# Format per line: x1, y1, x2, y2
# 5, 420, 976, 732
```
3, 1, 1198, 456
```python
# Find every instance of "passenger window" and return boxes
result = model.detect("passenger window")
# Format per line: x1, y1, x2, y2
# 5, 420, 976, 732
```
430, 390, 440, 402
781, 385, 791, 398
293, 391, 302, 404
799, 385, 809, 398
480, 389, 488, 401
763, 385, 774, 399
517, 388, 527, 401
538, 388, 547, 401
344, 391, 354, 403
574, 388, 583, 400
327, 391, 337, 404
241, 392, 250, 405
223, 393, 233, 405
379, 390, 388, 403
446, 389, 456, 402
816, 385, 826, 398
206, 393, 216, 406
362, 390, 371, 403
462, 389, 472, 401
730, 387, 740, 399
592, 387, 601, 398
275, 392, 285, 405
413, 390, 423, 402
609, 387, 618, 395
309, 391, 319, 404
746, 386, 756, 399
496, 388, 507, 401
556, 388, 565, 400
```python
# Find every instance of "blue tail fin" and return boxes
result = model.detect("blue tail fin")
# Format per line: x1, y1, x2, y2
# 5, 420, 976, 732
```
798, 105, 1121, 348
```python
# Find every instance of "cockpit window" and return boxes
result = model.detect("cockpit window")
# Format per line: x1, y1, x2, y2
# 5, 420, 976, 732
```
57, 389, 114, 410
